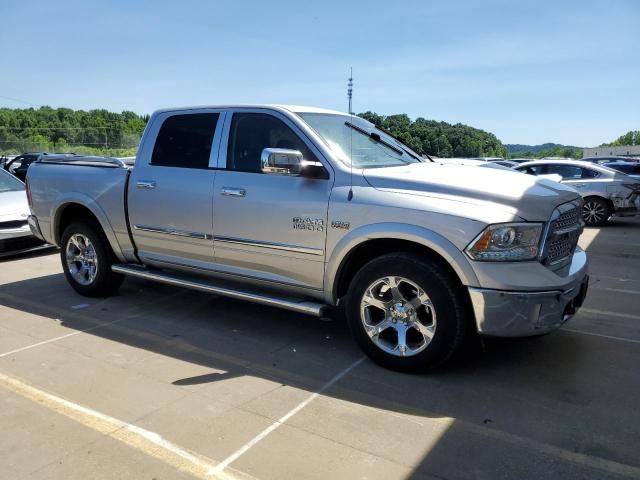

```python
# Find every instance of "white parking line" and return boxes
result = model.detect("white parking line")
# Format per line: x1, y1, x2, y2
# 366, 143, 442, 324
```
207, 356, 367, 476
563, 329, 640, 345
0, 371, 248, 480
0, 321, 121, 358
580, 308, 640, 321
591, 287, 640, 295
592, 275, 640, 284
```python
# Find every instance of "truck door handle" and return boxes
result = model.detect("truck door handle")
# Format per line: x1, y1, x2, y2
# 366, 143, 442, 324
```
221, 187, 246, 197
136, 180, 156, 189
572, 183, 584, 188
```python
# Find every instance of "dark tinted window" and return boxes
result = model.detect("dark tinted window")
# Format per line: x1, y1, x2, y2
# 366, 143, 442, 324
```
227, 113, 316, 172
518, 165, 545, 175
544, 164, 600, 180
580, 168, 601, 179
608, 163, 640, 175
151, 113, 219, 168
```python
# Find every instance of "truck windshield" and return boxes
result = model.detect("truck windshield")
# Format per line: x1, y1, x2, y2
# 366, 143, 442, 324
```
0, 170, 25, 192
298, 113, 424, 168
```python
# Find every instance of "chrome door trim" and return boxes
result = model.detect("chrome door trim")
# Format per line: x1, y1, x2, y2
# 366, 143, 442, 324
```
217, 111, 232, 169
220, 187, 246, 197
214, 235, 324, 256
209, 111, 228, 168
136, 180, 156, 189
133, 224, 213, 240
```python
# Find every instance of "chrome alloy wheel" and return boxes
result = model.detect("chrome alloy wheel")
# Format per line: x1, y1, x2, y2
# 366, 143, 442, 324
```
360, 276, 437, 357
65, 233, 98, 286
583, 200, 606, 225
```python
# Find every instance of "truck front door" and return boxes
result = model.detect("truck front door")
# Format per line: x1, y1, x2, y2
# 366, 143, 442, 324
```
212, 110, 332, 292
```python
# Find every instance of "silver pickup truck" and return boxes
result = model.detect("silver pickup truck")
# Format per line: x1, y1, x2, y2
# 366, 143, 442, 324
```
26, 105, 589, 372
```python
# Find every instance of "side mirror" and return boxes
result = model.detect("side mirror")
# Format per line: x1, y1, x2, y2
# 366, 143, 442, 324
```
260, 148, 325, 178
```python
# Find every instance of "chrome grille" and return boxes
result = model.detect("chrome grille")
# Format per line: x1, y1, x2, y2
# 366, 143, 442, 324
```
553, 207, 581, 231
544, 200, 583, 267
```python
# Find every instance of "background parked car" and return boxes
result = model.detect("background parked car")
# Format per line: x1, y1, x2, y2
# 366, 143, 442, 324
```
602, 161, 640, 178
489, 160, 518, 168
508, 158, 536, 164
3, 152, 48, 182
0, 169, 49, 258
582, 156, 640, 165
515, 160, 640, 226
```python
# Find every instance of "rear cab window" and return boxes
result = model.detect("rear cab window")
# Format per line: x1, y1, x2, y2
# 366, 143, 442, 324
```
151, 113, 219, 168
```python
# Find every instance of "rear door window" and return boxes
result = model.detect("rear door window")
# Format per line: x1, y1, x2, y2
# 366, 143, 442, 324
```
151, 113, 219, 168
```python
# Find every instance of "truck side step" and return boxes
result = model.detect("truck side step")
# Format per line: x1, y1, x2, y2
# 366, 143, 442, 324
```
111, 264, 326, 317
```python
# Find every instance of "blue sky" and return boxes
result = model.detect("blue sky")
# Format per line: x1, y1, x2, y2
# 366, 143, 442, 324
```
1, 0, 638, 146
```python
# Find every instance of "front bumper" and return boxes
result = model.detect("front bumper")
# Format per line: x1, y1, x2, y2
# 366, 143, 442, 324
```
27, 215, 45, 241
469, 250, 589, 337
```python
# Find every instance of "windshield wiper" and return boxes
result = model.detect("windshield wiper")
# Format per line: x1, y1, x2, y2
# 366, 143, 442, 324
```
373, 124, 430, 162
345, 121, 429, 163
344, 121, 405, 156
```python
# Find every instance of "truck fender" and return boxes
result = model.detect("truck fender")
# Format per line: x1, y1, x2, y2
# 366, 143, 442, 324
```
50, 192, 127, 263
324, 222, 480, 304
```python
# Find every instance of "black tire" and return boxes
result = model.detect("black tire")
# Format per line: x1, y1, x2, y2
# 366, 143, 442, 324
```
345, 253, 470, 373
60, 221, 124, 297
582, 197, 611, 227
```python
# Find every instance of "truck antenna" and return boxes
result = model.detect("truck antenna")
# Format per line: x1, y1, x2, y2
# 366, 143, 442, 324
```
348, 67, 354, 201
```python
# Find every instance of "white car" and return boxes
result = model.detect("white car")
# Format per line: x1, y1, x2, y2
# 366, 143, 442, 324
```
0, 169, 48, 257
515, 160, 640, 226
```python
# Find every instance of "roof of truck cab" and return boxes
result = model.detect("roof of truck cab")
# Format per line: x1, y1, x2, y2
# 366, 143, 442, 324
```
151, 104, 349, 116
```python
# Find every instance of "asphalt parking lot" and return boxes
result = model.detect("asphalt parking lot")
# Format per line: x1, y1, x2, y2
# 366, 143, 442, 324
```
1, 219, 639, 480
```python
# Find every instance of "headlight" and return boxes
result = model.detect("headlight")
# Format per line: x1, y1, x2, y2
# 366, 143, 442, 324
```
465, 223, 544, 261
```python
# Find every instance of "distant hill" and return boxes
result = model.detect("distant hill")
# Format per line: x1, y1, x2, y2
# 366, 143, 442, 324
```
506, 143, 580, 154
505, 143, 583, 159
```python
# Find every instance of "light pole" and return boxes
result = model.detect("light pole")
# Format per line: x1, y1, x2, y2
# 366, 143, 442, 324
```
347, 67, 353, 115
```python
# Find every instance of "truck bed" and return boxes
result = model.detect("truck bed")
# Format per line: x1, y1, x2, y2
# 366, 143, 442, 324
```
27, 155, 136, 262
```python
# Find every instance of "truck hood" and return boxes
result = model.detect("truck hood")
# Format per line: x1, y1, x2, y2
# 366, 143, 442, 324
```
363, 162, 580, 221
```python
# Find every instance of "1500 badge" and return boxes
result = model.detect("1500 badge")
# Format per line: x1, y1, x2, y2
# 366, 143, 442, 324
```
293, 217, 325, 232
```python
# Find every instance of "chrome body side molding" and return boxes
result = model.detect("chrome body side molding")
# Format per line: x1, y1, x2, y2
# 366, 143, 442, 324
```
133, 224, 213, 240
214, 236, 324, 256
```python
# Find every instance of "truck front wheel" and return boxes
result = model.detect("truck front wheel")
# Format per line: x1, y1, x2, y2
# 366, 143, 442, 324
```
345, 253, 469, 373
60, 221, 124, 297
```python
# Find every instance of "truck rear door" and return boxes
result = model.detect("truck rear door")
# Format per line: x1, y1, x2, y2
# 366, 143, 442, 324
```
127, 109, 224, 270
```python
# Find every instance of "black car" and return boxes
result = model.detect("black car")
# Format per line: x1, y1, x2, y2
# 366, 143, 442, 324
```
582, 156, 640, 165
3, 152, 48, 182
602, 161, 640, 177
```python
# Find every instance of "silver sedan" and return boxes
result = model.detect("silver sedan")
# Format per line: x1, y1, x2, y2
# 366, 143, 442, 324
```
0, 169, 49, 258
515, 160, 640, 226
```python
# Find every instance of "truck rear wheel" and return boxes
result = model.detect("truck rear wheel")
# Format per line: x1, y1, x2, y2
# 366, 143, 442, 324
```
60, 221, 124, 297
345, 253, 469, 373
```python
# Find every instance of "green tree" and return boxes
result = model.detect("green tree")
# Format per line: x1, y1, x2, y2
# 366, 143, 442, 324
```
357, 112, 508, 158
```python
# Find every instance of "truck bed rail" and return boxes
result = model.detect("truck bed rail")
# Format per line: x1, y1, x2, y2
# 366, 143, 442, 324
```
37, 155, 131, 168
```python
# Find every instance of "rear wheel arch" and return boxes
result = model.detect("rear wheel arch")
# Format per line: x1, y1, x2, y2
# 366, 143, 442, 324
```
53, 202, 124, 262
54, 203, 101, 245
